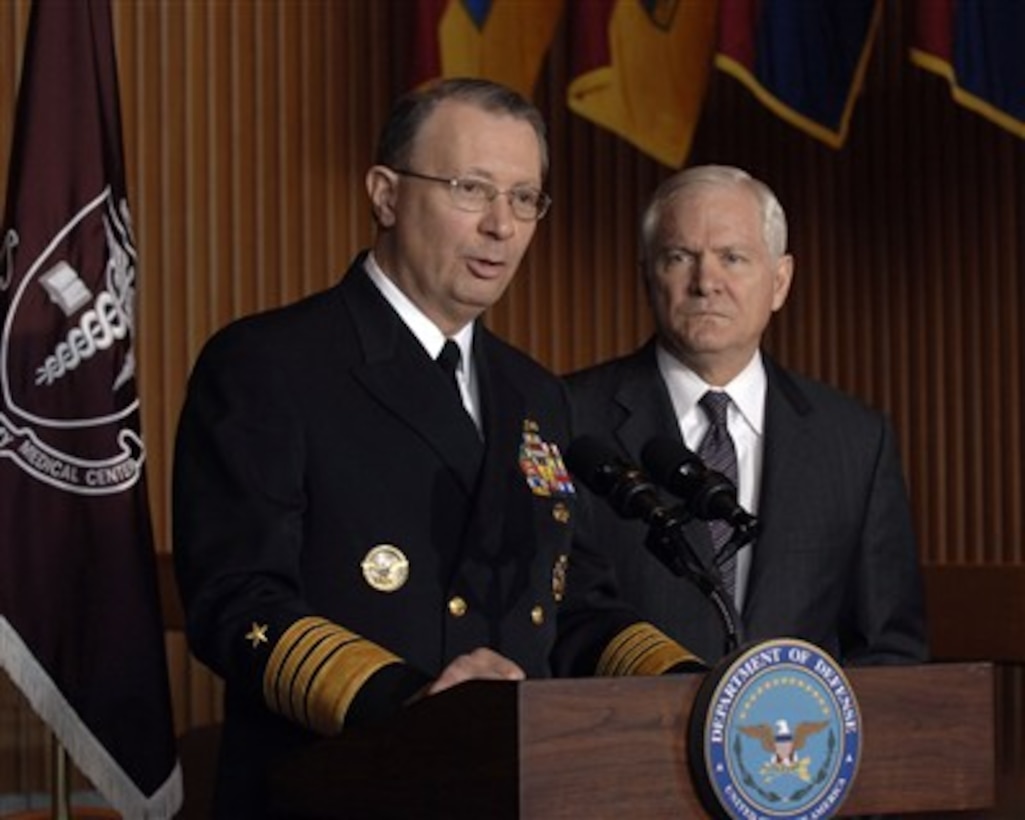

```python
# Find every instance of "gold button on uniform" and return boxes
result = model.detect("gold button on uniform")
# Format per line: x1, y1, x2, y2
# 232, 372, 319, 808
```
448, 596, 467, 617
531, 605, 545, 626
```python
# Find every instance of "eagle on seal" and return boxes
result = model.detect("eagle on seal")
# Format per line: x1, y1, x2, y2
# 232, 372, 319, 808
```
739, 718, 828, 767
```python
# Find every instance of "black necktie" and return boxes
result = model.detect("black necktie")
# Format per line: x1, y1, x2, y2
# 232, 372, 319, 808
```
436, 339, 462, 399
698, 391, 738, 600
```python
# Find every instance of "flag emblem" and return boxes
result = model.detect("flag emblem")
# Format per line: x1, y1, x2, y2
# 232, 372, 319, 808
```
2, 188, 143, 495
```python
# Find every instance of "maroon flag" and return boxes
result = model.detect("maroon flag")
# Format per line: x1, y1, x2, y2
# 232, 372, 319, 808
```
408, 0, 449, 89
0, 1, 182, 816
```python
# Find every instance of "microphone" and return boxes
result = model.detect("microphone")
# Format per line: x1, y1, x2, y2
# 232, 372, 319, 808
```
564, 435, 667, 525
565, 435, 710, 579
641, 436, 758, 533
565, 435, 744, 651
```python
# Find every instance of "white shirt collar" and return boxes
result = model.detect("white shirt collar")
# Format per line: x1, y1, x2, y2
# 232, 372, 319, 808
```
363, 252, 475, 366
656, 345, 767, 437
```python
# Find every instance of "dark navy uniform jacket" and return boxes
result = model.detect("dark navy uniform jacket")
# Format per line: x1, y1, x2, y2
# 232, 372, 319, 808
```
173, 257, 697, 817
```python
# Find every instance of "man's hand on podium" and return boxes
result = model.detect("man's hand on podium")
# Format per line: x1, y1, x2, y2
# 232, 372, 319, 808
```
405, 648, 526, 705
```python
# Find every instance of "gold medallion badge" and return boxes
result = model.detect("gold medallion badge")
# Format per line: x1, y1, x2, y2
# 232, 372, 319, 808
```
361, 544, 409, 592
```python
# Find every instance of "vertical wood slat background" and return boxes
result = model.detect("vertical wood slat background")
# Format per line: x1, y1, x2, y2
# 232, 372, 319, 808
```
1, 0, 1022, 805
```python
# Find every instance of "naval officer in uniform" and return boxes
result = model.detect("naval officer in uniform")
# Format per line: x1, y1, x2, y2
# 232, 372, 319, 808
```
173, 78, 702, 817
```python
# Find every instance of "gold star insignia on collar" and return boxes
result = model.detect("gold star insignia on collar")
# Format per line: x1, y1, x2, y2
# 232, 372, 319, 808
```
245, 622, 269, 648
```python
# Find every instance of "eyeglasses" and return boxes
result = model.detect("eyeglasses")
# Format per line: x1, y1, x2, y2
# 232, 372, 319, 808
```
392, 168, 551, 221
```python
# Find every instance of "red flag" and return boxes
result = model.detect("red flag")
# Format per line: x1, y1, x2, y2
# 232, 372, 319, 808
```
0, 1, 182, 816
408, 0, 449, 89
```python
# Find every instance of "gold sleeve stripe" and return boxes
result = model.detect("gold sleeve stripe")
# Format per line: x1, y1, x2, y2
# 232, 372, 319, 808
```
263, 616, 403, 734
286, 629, 359, 726
264, 618, 335, 716
304, 638, 402, 734
596, 622, 700, 676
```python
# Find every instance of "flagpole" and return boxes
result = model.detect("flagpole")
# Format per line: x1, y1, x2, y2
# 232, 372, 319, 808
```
50, 734, 70, 820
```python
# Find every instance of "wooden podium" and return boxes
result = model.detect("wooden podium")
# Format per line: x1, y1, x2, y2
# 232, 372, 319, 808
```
270, 662, 994, 818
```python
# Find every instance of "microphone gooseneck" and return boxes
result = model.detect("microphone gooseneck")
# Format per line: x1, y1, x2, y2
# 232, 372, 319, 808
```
565, 435, 744, 651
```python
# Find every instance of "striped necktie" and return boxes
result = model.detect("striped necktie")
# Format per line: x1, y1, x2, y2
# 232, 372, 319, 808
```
698, 391, 738, 600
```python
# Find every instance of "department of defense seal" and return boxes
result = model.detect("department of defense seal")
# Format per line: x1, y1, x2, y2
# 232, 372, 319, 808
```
688, 638, 862, 819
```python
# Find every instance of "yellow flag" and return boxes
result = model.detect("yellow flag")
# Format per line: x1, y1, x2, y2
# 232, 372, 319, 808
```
568, 0, 719, 167
431, 0, 566, 99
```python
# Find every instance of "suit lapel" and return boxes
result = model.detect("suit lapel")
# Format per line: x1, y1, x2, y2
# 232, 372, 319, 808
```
452, 333, 534, 634
467, 331, 522, 559
341, 263, 484, 494
610, 342, 682, 460
606, 344, 730, 656
743, 359, 813, 623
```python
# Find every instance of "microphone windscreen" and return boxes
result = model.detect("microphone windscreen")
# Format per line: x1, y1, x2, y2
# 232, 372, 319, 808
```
641, 435, 703, 489
564, 435, 623, 497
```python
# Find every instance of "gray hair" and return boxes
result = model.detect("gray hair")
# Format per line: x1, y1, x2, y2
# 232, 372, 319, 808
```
639, 165, 788, 261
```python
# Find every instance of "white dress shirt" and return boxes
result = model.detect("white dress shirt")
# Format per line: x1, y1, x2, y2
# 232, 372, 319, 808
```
656, 345, 767, 610
364, 254, 481, 431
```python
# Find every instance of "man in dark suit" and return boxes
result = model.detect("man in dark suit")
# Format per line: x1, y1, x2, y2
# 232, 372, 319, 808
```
173, 79, 699, 817
567, 165, 928, 668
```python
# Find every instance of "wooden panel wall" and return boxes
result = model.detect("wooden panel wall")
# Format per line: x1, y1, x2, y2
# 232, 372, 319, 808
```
1, 0, 1022, 809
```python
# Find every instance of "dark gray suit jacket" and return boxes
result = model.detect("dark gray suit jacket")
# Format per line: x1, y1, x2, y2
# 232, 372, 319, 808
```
566, 340, 928, 667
